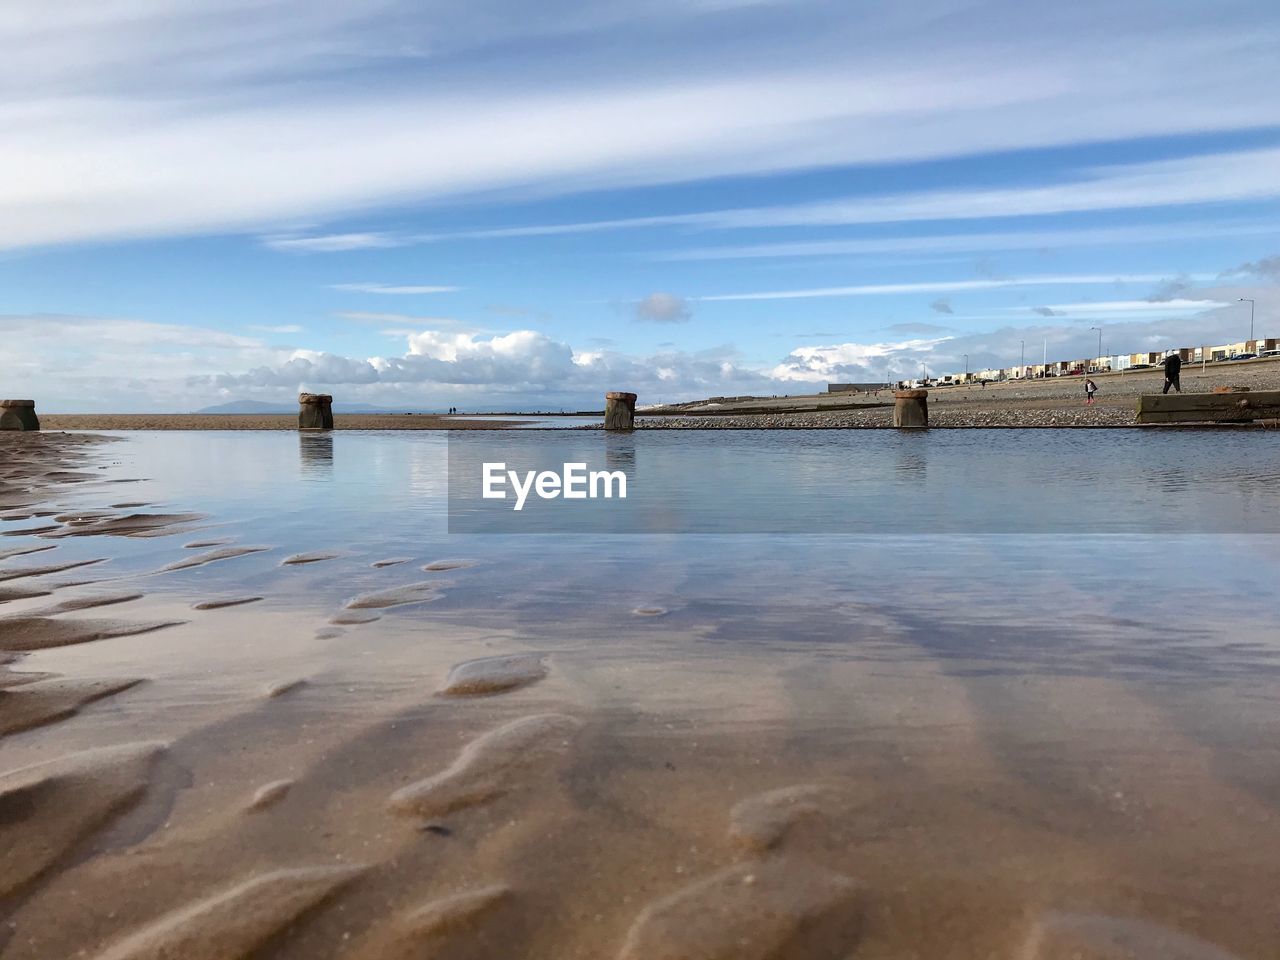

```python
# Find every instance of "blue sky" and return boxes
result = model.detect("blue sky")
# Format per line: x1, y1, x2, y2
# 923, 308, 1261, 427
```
3, 0, 1280, 411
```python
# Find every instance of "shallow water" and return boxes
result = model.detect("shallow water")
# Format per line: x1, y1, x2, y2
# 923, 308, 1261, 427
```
2, 429, 1279, 959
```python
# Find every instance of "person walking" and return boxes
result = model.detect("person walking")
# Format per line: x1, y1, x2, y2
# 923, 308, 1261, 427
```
1161, 351, 1182, 394
1084, 377, 1098, 405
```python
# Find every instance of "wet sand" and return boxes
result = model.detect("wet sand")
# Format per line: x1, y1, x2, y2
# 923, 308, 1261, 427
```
2, 430, 1279, 959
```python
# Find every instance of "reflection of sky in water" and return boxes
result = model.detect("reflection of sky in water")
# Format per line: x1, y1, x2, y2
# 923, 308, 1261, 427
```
448, 429, 1280, 533
30, 429, 1280, 686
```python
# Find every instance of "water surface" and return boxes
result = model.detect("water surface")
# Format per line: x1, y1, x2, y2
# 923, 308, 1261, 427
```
2, 429, 1278, 959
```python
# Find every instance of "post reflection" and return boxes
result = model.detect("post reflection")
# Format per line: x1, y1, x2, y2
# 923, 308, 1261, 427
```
298, 432, 334, 478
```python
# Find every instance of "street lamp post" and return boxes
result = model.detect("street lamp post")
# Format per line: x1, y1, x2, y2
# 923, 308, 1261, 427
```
1239, 298, 1255, 345
1020, 340, 1025, 378
963, 353, 968, 379
1090, 326, 1102, 370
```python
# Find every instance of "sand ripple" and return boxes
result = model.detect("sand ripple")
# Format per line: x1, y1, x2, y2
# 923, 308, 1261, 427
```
0, 558, 105, 582
22, 591, 144, 616
281, 551, 339, 566
0, 585, 52, 604
0, 616, 183, 652
439, 654, 547, 696
43, 513, 207, 539
1021, 912, 1243, 960
0, 544, 57, 561
617, 858, 863, 960
90, 865, 365, 960
0, 741, 167, 898
389, 713, 581, 819
158, 546, 269, 573
727, 785, 825, 852
0, 677, 144, 737
353, 885, 512, 960
191, 597, 262, 611
244, 779, 294, 812
345, 581, 448, 610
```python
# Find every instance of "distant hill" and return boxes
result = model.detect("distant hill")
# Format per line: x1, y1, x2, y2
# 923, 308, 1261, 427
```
194, 400, 433, 415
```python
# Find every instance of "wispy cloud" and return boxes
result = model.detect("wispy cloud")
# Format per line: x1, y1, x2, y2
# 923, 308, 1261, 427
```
3, 1, 1279, 249
929, 298, 954, 315
249, 324, 304, 333
263, 233, 404, 253
331, 283, 460, 295
698, 274, 1179, 302
887, 321, 951, 334
1031, 298, 1227, 315
411, 150, 1280, 246
654, 221, 1280, 261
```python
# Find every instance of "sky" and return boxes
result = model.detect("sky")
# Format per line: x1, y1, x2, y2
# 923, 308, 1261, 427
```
3, 0, 1280, 412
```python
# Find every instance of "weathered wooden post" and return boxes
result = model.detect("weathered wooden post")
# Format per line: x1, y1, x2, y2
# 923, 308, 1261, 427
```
893, 389, 928, 428
0, 400, 39, 431
298, 393, 334, 430
604, 391, 637, 431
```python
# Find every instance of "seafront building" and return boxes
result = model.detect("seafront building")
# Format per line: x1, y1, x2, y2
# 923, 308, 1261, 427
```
878, 337, 1279, 390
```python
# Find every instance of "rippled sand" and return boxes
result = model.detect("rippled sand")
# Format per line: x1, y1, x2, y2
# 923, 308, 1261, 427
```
2, 431, 1279, 959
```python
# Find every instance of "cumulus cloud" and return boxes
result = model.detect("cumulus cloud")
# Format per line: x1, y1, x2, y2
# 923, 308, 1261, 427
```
770, 337, 949, 382
6, 285, 1272, 413
929, 298, 954, 314
634, 292, 692, 323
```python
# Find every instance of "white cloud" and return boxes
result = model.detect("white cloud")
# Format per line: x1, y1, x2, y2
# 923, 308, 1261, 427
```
772, 338, 947, 382
331, 283, 460, 295
249, 324, 304, 333
2, 1, 1278, 249
697, 274, 1183, 302
6, 283, 1275, 411
656, 221, 1280, 261
262, 233, 404, 253
415, 151, 1280, 244
1032, 298, 1227, 315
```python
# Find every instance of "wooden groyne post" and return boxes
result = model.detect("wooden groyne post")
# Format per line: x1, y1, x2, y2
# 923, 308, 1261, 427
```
1137, 387, 1280, 424
604, 391, 637, 431
0, 400, 39, 431
893, 389, 928, 428
298, 393, 334, 430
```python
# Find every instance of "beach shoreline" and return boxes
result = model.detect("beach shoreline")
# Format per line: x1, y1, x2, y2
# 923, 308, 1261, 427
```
35, 362, 1280, 431
38, 413, 523, 431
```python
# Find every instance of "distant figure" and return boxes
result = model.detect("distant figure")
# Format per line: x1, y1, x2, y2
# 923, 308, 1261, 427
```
1084, 378, 1098, 404
1161, 352, 1182, 394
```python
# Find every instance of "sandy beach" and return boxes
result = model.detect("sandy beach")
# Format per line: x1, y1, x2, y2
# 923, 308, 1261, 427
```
634, 360, 1280, 428
2, 429, 1279, 959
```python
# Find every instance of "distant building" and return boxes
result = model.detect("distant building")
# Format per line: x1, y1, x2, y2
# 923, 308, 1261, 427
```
827, 382, 886, 393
